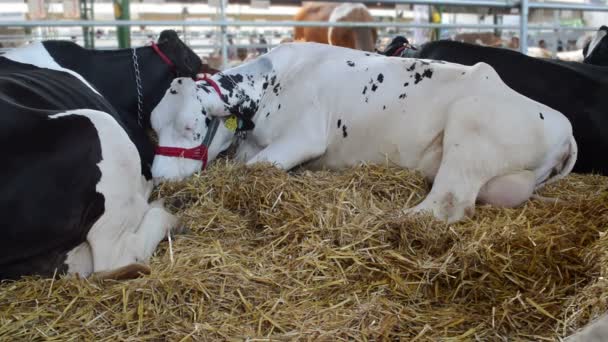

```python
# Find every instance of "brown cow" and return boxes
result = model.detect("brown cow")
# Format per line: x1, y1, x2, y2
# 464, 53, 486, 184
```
452, 32, 505, 47
293, 2, 377, 51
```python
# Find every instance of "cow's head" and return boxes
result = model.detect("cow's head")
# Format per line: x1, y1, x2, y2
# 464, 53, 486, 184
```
379, 36, 417, 57
150, 78, 235, 182
155, 30, 203, 78
583, 25, 608, 66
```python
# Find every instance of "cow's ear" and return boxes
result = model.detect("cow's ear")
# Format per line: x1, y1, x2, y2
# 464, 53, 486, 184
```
158, 30, 180, 45
157, 30, 202, 79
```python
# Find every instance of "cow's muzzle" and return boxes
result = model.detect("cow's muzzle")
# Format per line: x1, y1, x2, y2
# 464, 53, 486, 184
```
154, 117, 221, 170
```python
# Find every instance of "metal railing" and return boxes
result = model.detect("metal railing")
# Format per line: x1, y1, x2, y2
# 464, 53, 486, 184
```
1, 0, 607, 67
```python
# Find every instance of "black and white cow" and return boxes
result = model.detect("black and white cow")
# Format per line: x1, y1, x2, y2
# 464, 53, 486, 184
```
0, 30, 203, 280
583, 25, 608, 66
381, 34, 608, 176
150, 42, 577, 224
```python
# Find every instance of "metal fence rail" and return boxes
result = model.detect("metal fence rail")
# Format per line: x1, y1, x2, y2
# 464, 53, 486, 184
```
1, 0, 607, 67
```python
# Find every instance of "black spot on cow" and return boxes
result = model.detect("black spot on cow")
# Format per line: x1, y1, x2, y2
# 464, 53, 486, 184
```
177, 79, 183, 84
262, 82, 269, 90
539, 112, 544, 120
485, 76, 489, 80
337, 119, 342, 128
194, 132, 201, 141
365, 97, 369, 103
377, 74, 384, 83
362, 86, 368, 95
342, 125, 348, 138
383, 105, 386, 110
461, 72, 466, 75
414, 69, 433, 85
273, 83, 281, 95
217, 73, 244, 98
170, 89, 177, 95
369, 78, 374, 84
346, 60, 355, 67
270, 75, 277, 86
365, 53, 370, 56
399, 93, 407, 99
266, 112, 270, 117
371, 84, 378, 92
197, 83, 211, 94
407, 63, 417, 71
205, 117, 211, 126
365, 67, 369, 72
278, 104, 281, 110
403, 82, 409, 87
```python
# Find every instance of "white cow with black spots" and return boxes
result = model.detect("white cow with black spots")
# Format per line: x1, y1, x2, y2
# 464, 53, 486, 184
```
151, 42, 577, 224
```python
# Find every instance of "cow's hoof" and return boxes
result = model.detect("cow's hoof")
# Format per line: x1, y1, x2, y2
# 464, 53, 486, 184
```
89, 263, 151, 281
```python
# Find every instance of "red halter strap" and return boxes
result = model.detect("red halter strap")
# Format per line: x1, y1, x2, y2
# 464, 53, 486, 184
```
155, 145, 209, 169
196, 73, 223, 99
151, 42, 175, 69
393, 46, 406, 57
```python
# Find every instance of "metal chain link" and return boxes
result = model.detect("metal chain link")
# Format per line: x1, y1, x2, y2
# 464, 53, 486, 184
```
132, 47, 144, 127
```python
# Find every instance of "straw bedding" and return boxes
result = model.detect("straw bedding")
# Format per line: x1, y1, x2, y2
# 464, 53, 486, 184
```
1, 160, 607, 341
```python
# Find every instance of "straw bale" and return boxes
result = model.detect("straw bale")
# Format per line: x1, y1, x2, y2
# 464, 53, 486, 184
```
1, 160, 607, 341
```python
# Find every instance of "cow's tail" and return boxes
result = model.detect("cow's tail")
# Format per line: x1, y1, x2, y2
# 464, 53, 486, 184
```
542, 134, 578, 187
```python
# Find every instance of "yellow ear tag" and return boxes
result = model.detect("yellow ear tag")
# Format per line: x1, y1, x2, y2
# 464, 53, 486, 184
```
224, 116, 238, 132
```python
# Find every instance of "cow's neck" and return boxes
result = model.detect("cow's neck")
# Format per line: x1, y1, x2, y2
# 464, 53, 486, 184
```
43, 41, 173, 128
204, 67, 273, 123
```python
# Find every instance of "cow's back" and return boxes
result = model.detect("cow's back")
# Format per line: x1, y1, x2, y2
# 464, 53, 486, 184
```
0, 57, 116, 115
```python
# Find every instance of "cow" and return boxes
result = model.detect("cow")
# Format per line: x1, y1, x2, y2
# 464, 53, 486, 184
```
583, 25, 608, 66
452, 32, 505, 48
380, 35, 608, 176
150, 42, 577, 225
0, 30, 204, 280
293, 2, 377, 52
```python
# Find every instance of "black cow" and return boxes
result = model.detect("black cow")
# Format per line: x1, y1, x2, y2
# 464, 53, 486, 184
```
380, 35, 608, 176
0, 30, 203, 280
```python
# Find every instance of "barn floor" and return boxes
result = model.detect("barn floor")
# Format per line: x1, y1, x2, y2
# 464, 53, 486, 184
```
1, 161, 607, 341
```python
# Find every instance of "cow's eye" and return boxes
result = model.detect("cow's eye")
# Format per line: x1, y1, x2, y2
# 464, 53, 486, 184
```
184, 126, 193, 131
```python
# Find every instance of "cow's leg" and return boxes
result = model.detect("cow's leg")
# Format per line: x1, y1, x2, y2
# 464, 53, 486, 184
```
245, 118, 328, 170
246, 138, 327, 170
477, 170, 536, 207
60, 109, 177, 276
404, 96, 528, 223
130, 199, 178, 263
564, 313, 608, 342
64, 242, 93, 277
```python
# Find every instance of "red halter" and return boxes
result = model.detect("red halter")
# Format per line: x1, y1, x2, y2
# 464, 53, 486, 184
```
155, 145, 210, 169
154, 74, 223, 170
151, 42, 175, 69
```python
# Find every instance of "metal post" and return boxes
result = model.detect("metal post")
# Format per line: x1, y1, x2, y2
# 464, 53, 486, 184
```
80, 0, 95, 48
219, 0, 228, 70
520, 0, 529, 54
113, 0, 130, 48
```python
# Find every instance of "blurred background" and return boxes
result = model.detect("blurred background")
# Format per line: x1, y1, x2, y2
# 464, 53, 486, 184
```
1, 0, 607, 70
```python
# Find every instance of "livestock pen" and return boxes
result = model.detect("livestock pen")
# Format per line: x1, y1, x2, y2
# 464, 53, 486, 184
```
2, 0, 608, 340
1, 160, 607, 340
